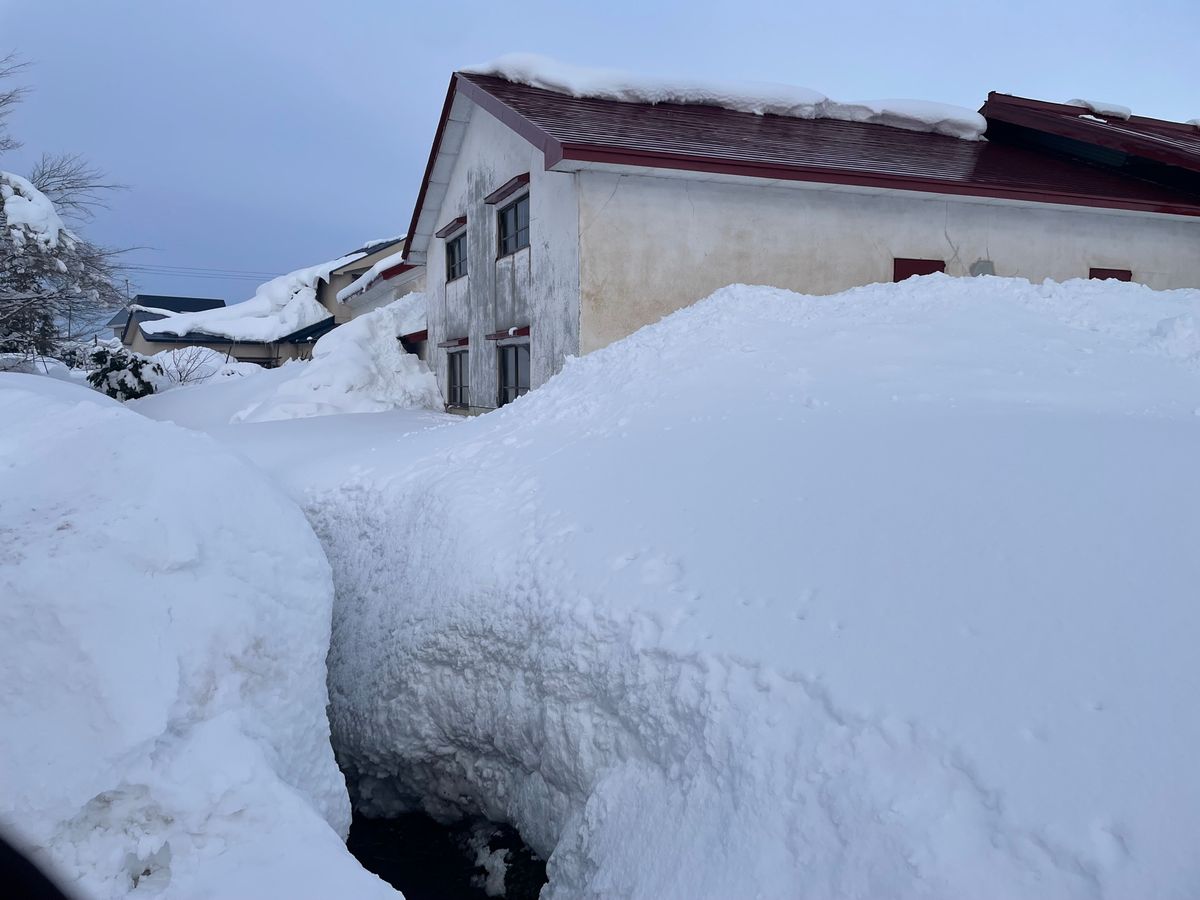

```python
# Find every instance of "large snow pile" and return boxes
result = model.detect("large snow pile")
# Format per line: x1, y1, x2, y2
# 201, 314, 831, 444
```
132, 294, 439, 427
0, 374, 395, 900
140, 252, 363, 343
230, 292, 437, 423
1, 171, 72, 251
322, 276, 1200, 899
464, 53, 987, 140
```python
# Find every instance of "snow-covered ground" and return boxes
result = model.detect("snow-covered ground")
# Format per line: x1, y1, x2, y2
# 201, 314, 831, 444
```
308, 276, 1200, 899
8, 274, 1200, 898
0, 374, 395, 900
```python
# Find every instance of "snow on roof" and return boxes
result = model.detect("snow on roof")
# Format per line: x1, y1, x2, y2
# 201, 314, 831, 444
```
336, 249, 407, 303
1068, 97, 1133, 120
141, 253, 363, 343
462, 53, 987, 140
1, 171, 74, 251
360, 235, 405, 251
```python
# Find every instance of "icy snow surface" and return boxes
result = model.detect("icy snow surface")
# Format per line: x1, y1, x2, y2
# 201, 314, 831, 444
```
303, 276, 1200, 899
1, 171, 73, 250
140, 252, 363, 343
133, 294, 438, 426
0, 374, 395, 899
1068, 98, 1133, 120
464, 54, 987, 140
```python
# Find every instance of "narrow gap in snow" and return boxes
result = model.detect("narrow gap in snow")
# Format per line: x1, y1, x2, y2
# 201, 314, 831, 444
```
346, 811, 546, 900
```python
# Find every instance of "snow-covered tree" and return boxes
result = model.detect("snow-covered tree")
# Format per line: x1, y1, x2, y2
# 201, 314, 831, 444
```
0, 55, 123, 361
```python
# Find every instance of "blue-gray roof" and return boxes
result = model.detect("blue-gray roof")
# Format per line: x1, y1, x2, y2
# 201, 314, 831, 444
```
109, 296, 225, 332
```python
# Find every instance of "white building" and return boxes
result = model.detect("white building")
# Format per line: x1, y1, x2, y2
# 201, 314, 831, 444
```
400, 63, 1200, 413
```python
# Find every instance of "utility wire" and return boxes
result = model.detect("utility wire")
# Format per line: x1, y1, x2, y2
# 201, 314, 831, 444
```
124, 269, 279, 283
128, 263, 281, 277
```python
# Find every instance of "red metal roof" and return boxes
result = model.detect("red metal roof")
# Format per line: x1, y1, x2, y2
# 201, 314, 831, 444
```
403, 75, 1200, 258
456, 74, 1200, 217
980, 93, 1200, 174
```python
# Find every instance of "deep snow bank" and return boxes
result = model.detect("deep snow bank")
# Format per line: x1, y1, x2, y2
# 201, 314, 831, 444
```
0, 374, 394, 899
320, 276, 1200, 899
132, 294, 440, 428
233, 293, 439, 423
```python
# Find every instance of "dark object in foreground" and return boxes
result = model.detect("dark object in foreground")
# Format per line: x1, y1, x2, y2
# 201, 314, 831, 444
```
347, 810, 547, 899
0, 831, 74, 900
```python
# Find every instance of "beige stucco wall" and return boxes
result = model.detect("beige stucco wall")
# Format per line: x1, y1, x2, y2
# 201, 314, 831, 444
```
575, 169, 1200, 353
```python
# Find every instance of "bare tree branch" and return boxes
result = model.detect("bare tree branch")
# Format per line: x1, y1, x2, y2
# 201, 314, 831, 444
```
0, 53, 30, 156
28, 152, 124, 223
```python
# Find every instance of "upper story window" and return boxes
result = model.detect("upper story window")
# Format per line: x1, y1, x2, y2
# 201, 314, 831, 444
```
497, 195, 530, 258
893, 258, 946, 281
446, 233, 468, 281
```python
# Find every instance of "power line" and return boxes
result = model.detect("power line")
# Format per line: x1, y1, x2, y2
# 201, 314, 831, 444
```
124, 268, 276, 283
128, 263, 282, 277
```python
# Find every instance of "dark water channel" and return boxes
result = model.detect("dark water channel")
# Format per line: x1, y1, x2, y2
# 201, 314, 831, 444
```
347, 811, 547, 900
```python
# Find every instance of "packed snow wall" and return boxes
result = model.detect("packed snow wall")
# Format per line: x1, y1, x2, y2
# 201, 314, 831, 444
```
317, 277, 1200, 899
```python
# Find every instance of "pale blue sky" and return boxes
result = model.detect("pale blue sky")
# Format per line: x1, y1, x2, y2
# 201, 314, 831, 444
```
2, 0, 1197, 301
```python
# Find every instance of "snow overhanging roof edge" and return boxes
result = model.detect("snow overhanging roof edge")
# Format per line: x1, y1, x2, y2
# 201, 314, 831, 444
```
401, 74, 1200, 257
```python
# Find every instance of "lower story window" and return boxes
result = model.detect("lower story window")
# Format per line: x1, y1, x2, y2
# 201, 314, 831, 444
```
1089, 267, 1132, 282
893, 257, 946, 281
497, 343, 530, 407
447, 350, 469, 408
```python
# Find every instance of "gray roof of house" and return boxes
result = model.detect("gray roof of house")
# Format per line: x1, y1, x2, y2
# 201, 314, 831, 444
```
109, 296, 225, 331
131, 295, 226, 313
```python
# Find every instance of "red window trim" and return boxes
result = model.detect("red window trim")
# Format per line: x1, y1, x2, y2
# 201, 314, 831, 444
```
893, 258, 946, 281
434, 216, 467, 239
399, 329, 428, 343
1089, 267, 1132, 281
484, 173, 531, 205
484, 325, 531, 341
437, 336, 469, 349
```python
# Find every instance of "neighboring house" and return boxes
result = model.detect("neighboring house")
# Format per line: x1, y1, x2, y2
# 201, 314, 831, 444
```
401, 64, 1200, 413
119, 293, 326, 367
315, 237, 424, 324
109, 295, 225, 342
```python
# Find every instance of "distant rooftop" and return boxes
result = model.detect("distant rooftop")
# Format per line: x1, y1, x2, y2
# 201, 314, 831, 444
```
107, 295, 225, 339
132, 295, 226, 313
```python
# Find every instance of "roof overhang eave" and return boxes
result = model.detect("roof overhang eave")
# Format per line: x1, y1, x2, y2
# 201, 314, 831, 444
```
551, 143, 1200, 218
403, 73, 564, 262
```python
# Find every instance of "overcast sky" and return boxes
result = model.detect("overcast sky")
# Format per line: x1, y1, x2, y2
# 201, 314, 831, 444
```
2, 0, 1197, 302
